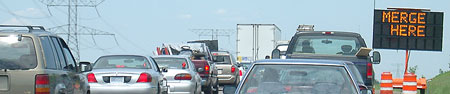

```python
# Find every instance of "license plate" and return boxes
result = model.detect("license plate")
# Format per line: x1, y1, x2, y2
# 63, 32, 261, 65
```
110, 77, 124, 83
0, 75, 8, 90
218, 70, 222, 74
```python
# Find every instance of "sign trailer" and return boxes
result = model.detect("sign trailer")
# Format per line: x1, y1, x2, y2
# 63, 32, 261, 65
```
373, 8, 444, 73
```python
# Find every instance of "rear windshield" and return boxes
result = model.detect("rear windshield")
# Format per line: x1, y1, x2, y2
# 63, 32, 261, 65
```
154, 57, 189, 69
240, 64, 357, 94
213, 55, 231, 64
292, 36, 361, 56
93, 56, 151, 69
0, 36, 36, 69
347, 64, 364, 84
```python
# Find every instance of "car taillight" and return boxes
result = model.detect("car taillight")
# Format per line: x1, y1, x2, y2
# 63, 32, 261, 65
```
205, 65, 210, 74
35, 74, 50, 94
367, 62, 373, 79
137, 73, 152, 82
239, 70, 243, 76
175, 73, 192, 80
87, 73, 97, 83
231, 66, 236, 73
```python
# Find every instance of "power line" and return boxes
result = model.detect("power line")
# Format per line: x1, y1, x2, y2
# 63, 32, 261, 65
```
190, 29, 234, 40
39, 0, 116, 61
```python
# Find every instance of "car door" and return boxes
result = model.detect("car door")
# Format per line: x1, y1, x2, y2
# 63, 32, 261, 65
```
51, 37, 84, 94
40, 36, 67, 94
189, 58, 202, 87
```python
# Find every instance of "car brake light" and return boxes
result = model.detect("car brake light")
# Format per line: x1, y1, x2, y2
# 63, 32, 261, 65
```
175, 73, 192, 80
204, 65, 210, 74
367, 62, 373, 79
35, 74, 50, 94
87, 73, 97, 83
231, 66, 236, 73
239, 70, 243, 76
137, 73, 152, 82
182, 62, 186, 68
322, 32, 334, 35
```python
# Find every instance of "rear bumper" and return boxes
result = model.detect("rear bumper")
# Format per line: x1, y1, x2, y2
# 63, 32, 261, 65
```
89, 83, 158, 94
167, 81, 196, 94
217, 74, 236, 84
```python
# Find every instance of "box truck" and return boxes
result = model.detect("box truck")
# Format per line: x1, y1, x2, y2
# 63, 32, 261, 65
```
236, 24, 281, 61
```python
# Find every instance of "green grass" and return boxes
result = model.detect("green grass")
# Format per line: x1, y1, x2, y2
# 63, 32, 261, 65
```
428, 71, 450, 94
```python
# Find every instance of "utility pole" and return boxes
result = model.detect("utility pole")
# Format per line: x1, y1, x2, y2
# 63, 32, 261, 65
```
190, 29, 234, 40
39, 0, 115, 61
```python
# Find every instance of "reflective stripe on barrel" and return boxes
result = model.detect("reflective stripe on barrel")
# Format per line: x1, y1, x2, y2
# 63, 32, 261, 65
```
403, 73, 417, 94
380, 72, 393, 94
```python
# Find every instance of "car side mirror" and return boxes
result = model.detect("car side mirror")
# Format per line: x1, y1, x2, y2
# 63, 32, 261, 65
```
358, 84, 371, 94
197, 68, 204, 72
79, 61, 92, 72
160, 67, 168, 72
271, 49, 281, 59
236, 63, 242, 67
372, 51, 381, 64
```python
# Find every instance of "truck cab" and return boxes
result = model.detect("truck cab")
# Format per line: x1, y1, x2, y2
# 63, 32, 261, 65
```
272, 31, 381, 91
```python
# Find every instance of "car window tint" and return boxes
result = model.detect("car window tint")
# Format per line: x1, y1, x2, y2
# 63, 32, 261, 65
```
58, 38, 77, 71
213, 55, 231, 64
0, 36, 37, 69
240, 64, 357, 94
154, 57, 189, 69
40, 36, 58, 69
51, 37, 67, 70
293, 36, 361, 56
93, 56, 151, 69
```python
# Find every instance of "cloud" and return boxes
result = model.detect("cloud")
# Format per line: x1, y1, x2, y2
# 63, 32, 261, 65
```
13, 8, 48, 18
215, 9, 227, 14
2, 18, 32, 25
178, 14, 192, 19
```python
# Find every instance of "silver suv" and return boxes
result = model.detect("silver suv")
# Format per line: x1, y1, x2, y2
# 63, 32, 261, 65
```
0, 25, 89, 94
211, 51, 240, 86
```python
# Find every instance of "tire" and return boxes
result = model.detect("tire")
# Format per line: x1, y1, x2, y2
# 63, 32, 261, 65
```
204, 86, 213, 94
213, 78, 219, 94
157, 83, 161, 94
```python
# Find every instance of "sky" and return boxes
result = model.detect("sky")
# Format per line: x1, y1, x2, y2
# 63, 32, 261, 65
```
1, 0, 449, 79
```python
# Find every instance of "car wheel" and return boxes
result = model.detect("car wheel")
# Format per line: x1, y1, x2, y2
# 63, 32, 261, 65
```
213, 80, 219, 94
204, 86, 214, 94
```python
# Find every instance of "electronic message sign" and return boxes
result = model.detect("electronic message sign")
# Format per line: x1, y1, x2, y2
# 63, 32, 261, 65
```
373, 9, 444, 51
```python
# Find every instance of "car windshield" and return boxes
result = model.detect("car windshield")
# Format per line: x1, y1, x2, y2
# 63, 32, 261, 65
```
213, 55, 231, 64
292, 36, 361, 56
93, 56, 151, 69
154, 57, 189, 69
0, 36, 36, 69
239, 64, 357, 94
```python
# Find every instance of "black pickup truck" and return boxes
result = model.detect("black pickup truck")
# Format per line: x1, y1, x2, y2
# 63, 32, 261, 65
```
272, 31, 381, 92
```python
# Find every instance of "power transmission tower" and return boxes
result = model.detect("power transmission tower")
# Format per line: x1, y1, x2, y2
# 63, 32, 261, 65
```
190, 29, 234, 40
39, 0, 115, 61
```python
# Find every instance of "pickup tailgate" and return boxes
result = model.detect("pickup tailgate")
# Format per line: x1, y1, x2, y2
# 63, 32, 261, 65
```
191, 60, 209, 78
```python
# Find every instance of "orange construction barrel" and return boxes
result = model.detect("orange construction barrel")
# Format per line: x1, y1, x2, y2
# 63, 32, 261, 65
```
416, 78, 427, 89
402, 73, 417, 94
380, 72, 393, 94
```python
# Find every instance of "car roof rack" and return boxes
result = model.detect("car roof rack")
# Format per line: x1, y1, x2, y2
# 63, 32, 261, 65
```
0, 25, 46, 33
